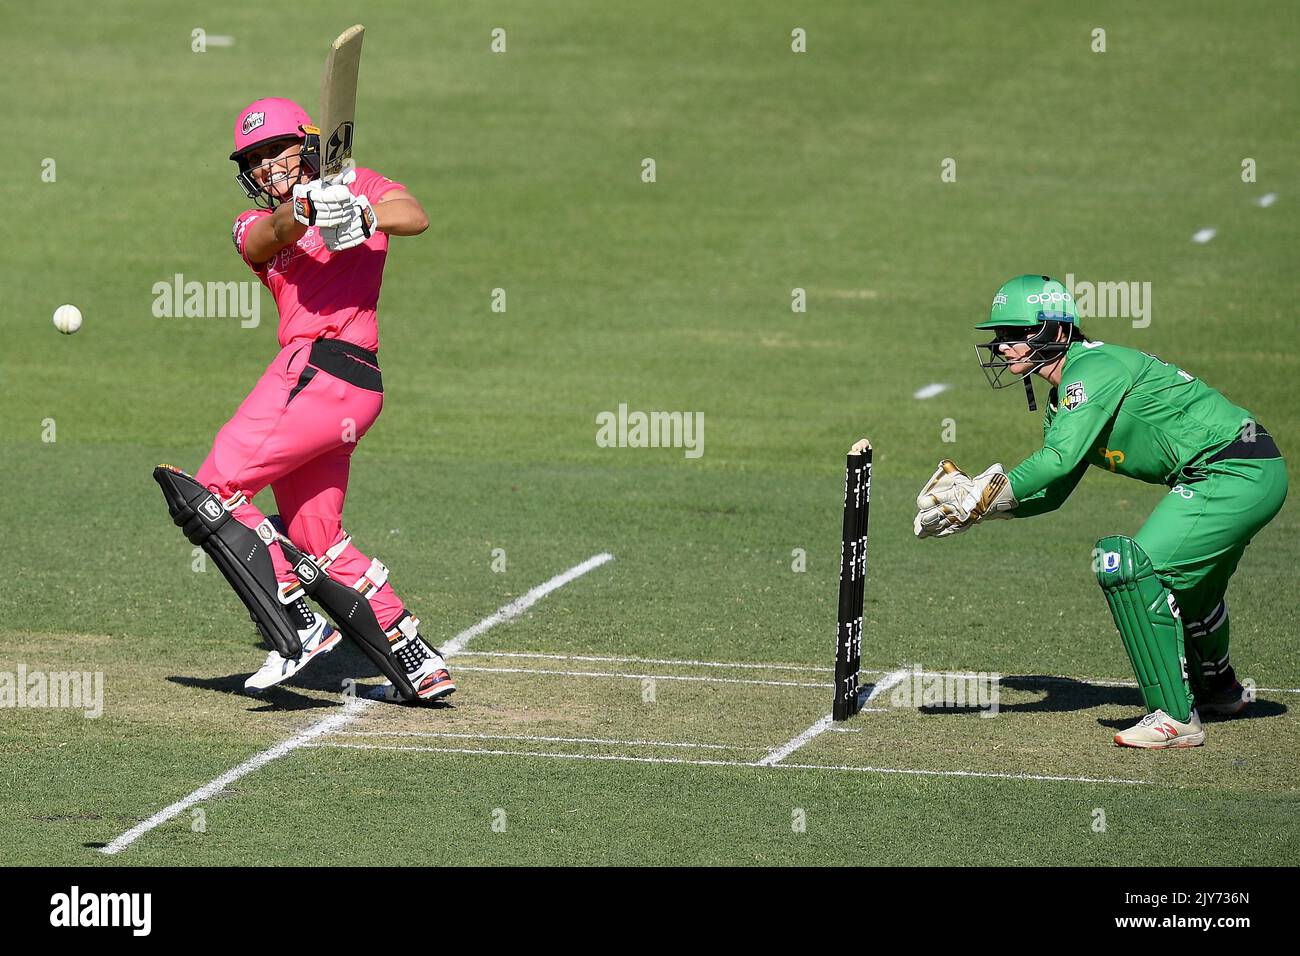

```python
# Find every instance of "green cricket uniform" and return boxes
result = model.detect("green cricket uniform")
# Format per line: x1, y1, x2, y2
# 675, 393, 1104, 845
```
1006, 340, 1287, 700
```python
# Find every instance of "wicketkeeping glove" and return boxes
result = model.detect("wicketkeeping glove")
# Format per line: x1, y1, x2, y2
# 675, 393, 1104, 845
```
913, 460, 1017, 539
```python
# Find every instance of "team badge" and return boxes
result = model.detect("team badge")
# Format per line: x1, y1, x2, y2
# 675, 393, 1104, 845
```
1062, 380, 1088, 410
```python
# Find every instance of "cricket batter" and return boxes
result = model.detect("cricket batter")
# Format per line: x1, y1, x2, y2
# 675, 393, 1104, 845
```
154, 98, 454, 702
914, 275, 1287, 748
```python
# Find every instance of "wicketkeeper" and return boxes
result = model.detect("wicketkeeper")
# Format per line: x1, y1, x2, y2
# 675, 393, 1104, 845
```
914, 274, 1287, 748
154, 98, 454, 703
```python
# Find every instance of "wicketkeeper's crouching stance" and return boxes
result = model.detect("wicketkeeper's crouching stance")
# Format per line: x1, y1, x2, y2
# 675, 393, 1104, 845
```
915, 275, 1287, 748
154, 97, 454, 703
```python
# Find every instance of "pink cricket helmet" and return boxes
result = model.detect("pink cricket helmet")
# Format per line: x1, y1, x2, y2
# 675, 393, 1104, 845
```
230, 97, 313, 160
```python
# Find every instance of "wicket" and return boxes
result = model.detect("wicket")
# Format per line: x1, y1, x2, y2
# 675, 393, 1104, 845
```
834, 439, 872, 720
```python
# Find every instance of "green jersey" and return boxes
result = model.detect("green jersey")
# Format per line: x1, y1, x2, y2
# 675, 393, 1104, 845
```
1008, 341, 1255, 516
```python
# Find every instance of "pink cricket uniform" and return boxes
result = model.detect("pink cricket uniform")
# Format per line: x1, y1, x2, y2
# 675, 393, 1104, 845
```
195, 168, 408, 630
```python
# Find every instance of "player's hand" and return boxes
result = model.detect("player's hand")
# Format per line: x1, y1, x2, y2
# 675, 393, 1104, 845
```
914, 461, 1016, 538
292, 177, 357, 227
321, 193, 377, 251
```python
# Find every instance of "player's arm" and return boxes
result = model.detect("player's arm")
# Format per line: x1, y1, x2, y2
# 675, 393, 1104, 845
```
1010, 457, 1089, 518
372, 188, 429, 236
1006, 355, 1131, 501
241, 204, 308, 266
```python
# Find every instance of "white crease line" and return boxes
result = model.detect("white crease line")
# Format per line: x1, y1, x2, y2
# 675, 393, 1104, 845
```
452, 652, 1300, 696
101, 697, 367, 856
454, 650, 830, 673
310, 742, 1153, 787
758, 716, 832, 766
863, 668, 910, 704
452, 665, 829, 689
441, 553, 613, 657
758, 669, 909, 766
101, 553, 613, 855
335, 730, 752, 751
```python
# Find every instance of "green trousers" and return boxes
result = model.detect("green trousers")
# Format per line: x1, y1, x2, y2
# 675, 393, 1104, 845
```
1134, 456, 1288, 688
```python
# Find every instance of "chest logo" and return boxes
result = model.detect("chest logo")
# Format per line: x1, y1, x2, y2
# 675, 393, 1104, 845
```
1062, 380, 1088, 410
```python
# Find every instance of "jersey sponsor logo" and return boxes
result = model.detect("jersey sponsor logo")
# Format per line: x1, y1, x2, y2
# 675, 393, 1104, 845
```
1026, 291, 1072, 305
1170, 484, 1195, 499
241, 111, 266, 136
1098, 446, 1125, 471
1062, 380, 1088, 410
232, 215, 254, 251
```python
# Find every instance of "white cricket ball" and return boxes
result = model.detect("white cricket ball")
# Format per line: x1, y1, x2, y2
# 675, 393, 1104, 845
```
53, 304, 83, 335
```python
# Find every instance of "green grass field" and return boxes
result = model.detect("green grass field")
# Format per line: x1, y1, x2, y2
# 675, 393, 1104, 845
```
3, 0, 1298, 866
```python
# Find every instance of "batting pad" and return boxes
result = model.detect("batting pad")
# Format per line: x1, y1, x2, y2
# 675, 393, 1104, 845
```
1095, 535, 1194, 722
275, 537, 420, 701
153, 465, 302, 658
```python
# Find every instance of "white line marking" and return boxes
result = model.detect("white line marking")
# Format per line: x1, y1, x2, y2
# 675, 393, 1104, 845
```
450, 652, 1300, 696
913, 382, 951, 400
454, 650, 829, 673
335, 730, 751, 751
101, 553, 613, 854
757, 669, 909, 766
441, 553, 613, 657
758, 716, 832, 765
453, 664, 828, 689
101, 698, 367, 855
205, 35, 236, 47
863, 667, 909, 704
310, 742, 1154, 786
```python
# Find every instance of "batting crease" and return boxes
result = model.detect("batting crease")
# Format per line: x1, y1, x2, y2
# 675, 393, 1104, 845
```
100, 552, 615, 855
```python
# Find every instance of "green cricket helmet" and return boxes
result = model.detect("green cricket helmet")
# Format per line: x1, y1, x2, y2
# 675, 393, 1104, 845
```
975, 274, 1080, 411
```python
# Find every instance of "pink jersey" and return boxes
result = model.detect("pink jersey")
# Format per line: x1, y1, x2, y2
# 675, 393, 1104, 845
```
231, 167, 405, 351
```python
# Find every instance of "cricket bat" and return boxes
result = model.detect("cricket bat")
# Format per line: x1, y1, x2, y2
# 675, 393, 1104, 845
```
309, 24, 365, 183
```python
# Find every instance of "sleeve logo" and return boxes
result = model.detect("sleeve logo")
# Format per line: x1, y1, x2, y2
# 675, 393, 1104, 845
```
1062, 380, 1088, 410
232, 216, 253, 250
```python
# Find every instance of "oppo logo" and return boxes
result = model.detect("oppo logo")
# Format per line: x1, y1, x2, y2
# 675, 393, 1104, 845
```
1026, 291, 1072, 305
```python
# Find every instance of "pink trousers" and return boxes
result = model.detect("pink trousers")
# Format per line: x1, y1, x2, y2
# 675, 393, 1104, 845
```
195, 340, 405, 630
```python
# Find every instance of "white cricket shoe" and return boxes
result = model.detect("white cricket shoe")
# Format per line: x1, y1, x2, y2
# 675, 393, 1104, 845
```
244, 619, 342, 692
1113, 708, 1205, 749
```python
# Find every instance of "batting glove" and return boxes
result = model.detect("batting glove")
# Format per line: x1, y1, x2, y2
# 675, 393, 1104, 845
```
321, 194, 377, 251
291, 176, 357, 227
